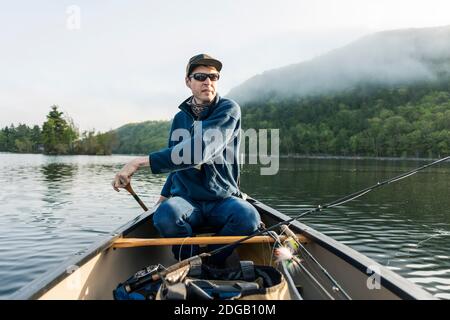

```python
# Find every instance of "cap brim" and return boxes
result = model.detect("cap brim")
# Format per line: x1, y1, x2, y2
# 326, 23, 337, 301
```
189, 58, 222, 74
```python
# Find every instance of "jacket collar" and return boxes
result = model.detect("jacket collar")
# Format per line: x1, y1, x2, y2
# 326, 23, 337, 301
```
178, 94, 221, 120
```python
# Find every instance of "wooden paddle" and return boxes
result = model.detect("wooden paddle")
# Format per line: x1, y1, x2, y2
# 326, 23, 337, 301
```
125, 184, 148, 212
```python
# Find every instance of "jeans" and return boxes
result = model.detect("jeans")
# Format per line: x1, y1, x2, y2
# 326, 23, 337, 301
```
152, 196, 261, 264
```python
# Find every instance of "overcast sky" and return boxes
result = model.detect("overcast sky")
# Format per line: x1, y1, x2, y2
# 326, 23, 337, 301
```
1, 0, 450, 132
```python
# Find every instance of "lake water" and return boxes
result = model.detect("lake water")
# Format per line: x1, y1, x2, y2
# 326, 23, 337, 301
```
0, 153, 449, 299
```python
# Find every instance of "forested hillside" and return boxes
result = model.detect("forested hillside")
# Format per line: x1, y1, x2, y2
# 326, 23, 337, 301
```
112, 120, 171, 154
241, 80, 450, 158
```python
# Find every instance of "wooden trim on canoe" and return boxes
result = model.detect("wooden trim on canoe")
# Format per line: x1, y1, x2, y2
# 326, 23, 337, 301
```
112, 234, 309, 248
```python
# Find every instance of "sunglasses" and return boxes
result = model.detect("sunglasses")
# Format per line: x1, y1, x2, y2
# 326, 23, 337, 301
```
189, 73, 220, 82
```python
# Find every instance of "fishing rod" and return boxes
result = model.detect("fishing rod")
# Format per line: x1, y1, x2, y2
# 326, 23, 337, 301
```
208, 156, 450, 258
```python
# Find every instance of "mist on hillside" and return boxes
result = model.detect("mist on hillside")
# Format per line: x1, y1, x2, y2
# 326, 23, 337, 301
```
227, 25, 450, 104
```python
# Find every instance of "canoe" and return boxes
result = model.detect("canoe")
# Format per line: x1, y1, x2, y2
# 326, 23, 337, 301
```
11, 197, 434, 300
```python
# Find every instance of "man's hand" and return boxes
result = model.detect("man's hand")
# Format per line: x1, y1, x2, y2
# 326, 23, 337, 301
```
112, 157, 149, 192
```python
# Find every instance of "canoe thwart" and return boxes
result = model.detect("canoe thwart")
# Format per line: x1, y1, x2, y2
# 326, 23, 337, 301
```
112, 234, 308, 248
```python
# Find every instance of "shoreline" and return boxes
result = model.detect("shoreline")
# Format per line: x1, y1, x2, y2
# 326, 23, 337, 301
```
278, 154, 440, 162
0, 151, 441, 162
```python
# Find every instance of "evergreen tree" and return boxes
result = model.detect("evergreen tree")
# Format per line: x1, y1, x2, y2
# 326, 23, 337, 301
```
41, 105, 78, 155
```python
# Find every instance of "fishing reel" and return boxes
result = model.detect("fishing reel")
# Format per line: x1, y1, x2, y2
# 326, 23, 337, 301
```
124, 264, 164, 293
134, 264, 161, 279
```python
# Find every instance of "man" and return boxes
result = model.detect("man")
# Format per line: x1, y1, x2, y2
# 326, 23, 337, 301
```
112, 54, 260, 265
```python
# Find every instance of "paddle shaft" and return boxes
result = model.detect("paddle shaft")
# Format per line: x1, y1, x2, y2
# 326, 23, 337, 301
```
125, 184, 148, 212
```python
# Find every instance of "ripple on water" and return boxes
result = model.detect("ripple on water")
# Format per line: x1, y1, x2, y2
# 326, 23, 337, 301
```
409, 269, 450, 277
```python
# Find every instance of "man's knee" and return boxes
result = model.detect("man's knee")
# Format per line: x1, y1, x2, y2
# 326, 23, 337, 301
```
152, 204, 167, 229
242, 206, 261, 232
230, 200, 261, 233
152, 204, 172, 235
152, 198, 192, 236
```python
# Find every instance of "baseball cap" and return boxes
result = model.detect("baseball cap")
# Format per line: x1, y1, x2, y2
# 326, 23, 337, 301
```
186, 53, 222, 76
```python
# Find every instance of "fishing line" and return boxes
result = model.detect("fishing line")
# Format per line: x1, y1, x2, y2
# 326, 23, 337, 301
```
178, 236, 194, 263
386, 229, 450, 266
417, 230, 450, 247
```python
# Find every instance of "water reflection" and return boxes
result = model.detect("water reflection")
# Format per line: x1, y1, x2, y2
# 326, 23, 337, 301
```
34, 163, 78, 229
40, 162, 77, 183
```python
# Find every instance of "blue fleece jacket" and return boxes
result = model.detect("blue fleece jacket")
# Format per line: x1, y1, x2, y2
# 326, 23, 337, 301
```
149, 94, 242, 201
